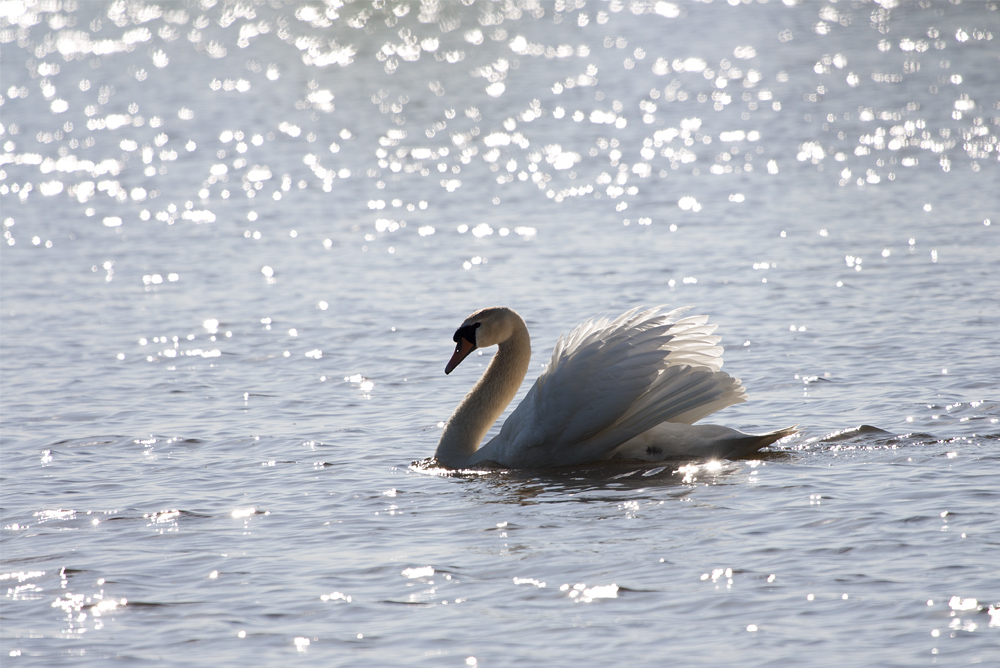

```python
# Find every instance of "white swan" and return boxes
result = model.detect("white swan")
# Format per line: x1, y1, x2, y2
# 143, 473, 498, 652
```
435, 306, 795, 469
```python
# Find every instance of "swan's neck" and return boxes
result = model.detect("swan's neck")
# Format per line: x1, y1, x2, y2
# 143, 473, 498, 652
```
435, 322, 530, 468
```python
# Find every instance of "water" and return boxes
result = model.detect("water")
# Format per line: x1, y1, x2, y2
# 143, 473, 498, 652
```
2, 0, 999, 665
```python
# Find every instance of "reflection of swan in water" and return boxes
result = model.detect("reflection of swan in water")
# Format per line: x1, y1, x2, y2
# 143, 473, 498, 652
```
435, 306, 795, 469
410, 456, 762, 505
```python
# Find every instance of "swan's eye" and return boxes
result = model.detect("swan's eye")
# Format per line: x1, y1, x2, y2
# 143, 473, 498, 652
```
453, 322, 480, 346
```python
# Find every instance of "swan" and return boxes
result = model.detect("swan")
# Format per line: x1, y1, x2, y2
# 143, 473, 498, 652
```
434, 305, 795, 469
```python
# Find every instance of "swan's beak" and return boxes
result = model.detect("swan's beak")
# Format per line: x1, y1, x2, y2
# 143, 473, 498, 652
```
445, 338, 476, 374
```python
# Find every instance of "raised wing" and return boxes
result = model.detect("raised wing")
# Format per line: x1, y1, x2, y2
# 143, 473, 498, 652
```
477, 306, 746, 467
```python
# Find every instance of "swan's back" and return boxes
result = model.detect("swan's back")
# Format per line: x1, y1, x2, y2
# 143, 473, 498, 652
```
476, 306, 746, 467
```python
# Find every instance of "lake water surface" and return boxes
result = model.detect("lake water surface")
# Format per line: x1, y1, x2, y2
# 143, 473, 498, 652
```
2, 1, 999, 665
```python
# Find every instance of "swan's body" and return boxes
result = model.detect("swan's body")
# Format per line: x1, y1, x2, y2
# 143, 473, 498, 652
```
435, 306, 794, 469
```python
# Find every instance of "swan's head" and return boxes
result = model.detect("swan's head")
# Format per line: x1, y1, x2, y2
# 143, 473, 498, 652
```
445, 306, 521, 374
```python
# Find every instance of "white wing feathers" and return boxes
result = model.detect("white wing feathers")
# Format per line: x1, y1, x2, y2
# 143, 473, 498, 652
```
480, 306, 747, 467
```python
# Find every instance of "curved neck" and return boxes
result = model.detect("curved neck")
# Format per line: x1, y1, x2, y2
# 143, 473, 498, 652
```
435, 321, 531, 468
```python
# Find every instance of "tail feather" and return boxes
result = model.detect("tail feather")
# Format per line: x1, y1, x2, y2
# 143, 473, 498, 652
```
719, 425, 798, 459
612, 423, 799, 461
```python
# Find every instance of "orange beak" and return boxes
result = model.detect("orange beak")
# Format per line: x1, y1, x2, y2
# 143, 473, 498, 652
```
445, 338, 476, 374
